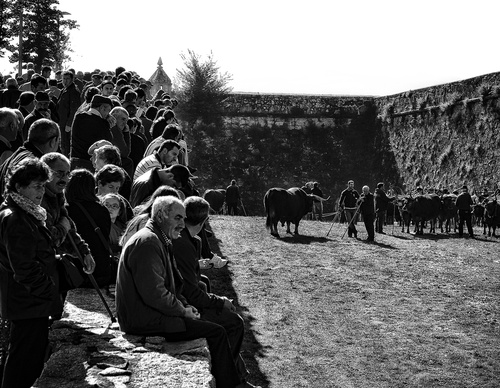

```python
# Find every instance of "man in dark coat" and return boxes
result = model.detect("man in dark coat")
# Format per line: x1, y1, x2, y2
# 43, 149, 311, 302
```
226, 179, 241, 216
70, 95, 114, 171
358, 185, 375, 242
455, 185, 474, 238
339, 180, 360, 238
172, 196, 251, 384
374, 182, 390, 234
0, 78, 21, 109
0, 118, 60, 202
57, 70, 81, 156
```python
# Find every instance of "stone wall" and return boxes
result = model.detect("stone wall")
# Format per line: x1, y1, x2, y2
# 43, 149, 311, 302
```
190, 72, 500, 214
373, 72, 500, 192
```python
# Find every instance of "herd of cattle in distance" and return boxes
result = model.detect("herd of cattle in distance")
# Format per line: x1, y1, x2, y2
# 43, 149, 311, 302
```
203, 186, 500, 239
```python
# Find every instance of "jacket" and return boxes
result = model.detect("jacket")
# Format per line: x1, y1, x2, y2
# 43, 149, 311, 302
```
0, 197, 63, 319
116, 219, 188, 334
173, 228, 225, 312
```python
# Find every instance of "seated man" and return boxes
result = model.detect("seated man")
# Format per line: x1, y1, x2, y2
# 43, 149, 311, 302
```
130, 164, 192, 208
172, 196, 244, 369
116, 197, 258, 388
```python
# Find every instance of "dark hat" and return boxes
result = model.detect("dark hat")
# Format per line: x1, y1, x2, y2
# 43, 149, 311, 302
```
91, 73, 103, 79
416, 186, 423, 191
35, 91, 50, 102
168, 164, 195, 186
18, 91, 35, 105
462, 185, 468, 190
91, 94, 113, 106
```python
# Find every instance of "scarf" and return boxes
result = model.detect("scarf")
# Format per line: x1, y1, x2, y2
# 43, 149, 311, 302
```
9, 192, 47, 226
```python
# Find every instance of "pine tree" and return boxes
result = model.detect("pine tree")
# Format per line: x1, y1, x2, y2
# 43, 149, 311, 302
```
6, 0, 78, 71
174, 50, 232, 127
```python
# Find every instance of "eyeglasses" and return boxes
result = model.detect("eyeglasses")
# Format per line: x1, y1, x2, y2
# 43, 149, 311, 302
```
104, 203, 120, 210
51, 170, 71, 179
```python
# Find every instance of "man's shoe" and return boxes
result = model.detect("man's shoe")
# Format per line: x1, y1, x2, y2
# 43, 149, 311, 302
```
207, 254, 228, 269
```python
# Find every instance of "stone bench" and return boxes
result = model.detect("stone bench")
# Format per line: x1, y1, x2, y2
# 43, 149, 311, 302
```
34, 288, 213, 388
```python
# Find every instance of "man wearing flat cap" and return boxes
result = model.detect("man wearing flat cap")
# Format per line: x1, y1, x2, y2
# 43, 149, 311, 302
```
70, 94, 114, 171
130, 164, 194, 208
455, 185, 474, 238
23, 91, 57, 141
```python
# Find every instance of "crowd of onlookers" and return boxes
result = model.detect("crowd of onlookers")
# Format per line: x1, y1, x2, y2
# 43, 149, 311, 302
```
0, 64, 259, 388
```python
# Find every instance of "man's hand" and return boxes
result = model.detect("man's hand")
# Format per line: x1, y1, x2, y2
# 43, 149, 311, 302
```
222, 297, 236, 312
107, 115, 116, 128
65, 125, 71, 133
184, 305, 200, 320
82, 254, 95, 274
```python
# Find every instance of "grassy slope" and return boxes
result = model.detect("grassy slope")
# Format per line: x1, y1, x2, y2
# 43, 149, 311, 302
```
204, 216, 500, 388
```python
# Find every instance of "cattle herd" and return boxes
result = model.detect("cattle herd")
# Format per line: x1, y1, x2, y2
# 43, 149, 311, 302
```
262, 187, 500, 238
203, 185, 500, 239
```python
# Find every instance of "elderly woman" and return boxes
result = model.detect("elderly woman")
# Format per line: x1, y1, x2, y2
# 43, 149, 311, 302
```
0, 158, 63, 388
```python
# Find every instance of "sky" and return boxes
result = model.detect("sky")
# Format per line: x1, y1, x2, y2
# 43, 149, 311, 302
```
1, 0, 500, 96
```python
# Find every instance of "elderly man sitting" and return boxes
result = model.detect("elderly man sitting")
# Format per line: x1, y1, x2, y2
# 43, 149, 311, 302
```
116, 196, 259, 388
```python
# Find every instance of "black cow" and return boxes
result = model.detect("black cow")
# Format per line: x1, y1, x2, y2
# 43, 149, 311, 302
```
397, 196, 412, 233
264, 187, 325, 237
203, 189, 226, 214
483, 199, 500, 237
405, 194, 442, 235
473, 203, 485, 227
439, 194, 458, 233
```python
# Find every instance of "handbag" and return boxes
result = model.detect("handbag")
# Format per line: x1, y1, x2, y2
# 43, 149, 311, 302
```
57, 254, 85, 292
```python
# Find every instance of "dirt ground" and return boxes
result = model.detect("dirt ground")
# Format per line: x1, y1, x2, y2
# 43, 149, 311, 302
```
204, 216, 499, 388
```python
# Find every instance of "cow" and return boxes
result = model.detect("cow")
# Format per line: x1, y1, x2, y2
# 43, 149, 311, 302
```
473, 203, 485, 227
203, 189, 226, 214
264, 187, 326, 237
404, 194, 442, 235
439, 194, 458, 233
483, 199, 500, 237
397, 196, 412, 233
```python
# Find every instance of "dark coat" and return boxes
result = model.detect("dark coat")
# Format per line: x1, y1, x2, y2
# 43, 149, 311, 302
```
358, 192, 375, 216
116, 220, 188, 335
0, 197, 63, 320
57, 82, 81, 129
173, 229, 225, 312
0, 87, 21, 109
70, 110, 113, 160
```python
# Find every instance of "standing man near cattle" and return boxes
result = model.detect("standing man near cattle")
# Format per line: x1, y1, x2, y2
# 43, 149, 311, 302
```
311, 182, 326, 221
226, 179, 241, 216
339, 180, 360, 237
455, 185, 474, 238
374, 182, 390, 234
357, 185, 375, 242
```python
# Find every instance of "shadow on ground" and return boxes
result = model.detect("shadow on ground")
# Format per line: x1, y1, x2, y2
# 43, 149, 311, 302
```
205, 225, 270, 388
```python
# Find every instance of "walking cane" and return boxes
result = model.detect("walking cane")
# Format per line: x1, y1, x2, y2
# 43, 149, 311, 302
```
341, 203, 362, 239
326, 210, 341, 236
67, 234, 116, 323
239, 199, 247, 216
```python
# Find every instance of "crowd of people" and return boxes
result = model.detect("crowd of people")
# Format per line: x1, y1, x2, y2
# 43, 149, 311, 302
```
0, 64, 257, 388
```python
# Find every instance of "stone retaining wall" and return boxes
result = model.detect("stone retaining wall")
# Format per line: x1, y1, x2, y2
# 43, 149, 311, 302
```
35, 288, 213, 388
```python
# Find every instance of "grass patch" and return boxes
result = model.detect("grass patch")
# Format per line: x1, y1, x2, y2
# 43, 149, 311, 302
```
205, 216, 500, 388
